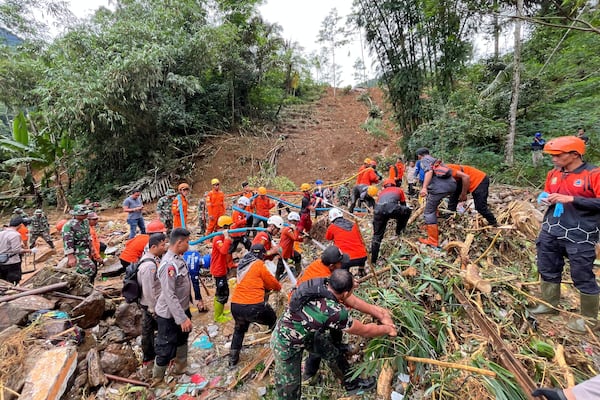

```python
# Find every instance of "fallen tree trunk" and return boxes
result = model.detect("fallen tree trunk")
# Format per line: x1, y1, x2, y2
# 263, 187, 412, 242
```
0, 282, 69, 303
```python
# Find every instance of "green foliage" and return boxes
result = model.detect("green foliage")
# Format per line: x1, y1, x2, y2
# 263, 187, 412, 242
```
0, 0, 321, 200
361, 118, 388, 140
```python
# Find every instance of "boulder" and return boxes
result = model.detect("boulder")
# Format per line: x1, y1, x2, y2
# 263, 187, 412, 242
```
99, 260, 125, 278
34, 247, 57, 263
114, 302, 143, 338
10, 294, 57, 311
0, 302, 31, 331
87, 348, 108, 387
71, 291, 105, 329
20, 346, 77, 400
100, 343, 138, 376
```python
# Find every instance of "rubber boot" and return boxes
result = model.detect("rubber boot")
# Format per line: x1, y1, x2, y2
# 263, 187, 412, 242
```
418, 224, 439, 247
151, 364, 167, 387
173, 345, 188, 374
531, 388, 567, 400
229, 349, 240, 367
213, 299, 232, 323
528, 281, 560, 315
567, 293, 599, 334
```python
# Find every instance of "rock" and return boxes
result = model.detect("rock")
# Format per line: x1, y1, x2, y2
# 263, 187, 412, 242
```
99, 260, 125, 278
20, 346, 78, 400
71, 291, 105, 329
100, 325, 127, 344
34, 247, 57, 263
0, 302, 31, 331
100, 343, 138, 376
114, 302, 142, 338
10, 294, 57, 311
87, 348, 108, 387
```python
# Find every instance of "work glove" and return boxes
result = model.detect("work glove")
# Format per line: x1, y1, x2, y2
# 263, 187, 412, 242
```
531, 388, 567, 400
537, 192, 549, 205
553, 203, 564, 218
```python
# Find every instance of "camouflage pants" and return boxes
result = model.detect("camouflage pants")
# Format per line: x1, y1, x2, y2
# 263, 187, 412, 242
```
75, 255, 97, 281
271, 330, 347, 400
159, 216, 173, 232
29, 232, 54, 248
271, 330, 304, 400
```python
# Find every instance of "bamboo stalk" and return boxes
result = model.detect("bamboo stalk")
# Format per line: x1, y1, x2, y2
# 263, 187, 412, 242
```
554, 344, 575, 387
403, 356, 497, 377
105, 373, 149, 387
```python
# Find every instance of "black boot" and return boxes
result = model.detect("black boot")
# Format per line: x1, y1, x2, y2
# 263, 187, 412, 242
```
531, 388, 567, 400
344, 376, 376, 394
229, 349, 240, 367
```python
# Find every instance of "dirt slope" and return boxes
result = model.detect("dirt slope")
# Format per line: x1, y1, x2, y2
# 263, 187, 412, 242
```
192, 87, 401, 195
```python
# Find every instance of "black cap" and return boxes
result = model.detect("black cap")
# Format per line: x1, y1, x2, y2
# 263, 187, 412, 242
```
250, 243, 266, 259
321, 245, 350, 266
416, 147, 429, 156
9, 216, 23, 227
241, 182, 249, 188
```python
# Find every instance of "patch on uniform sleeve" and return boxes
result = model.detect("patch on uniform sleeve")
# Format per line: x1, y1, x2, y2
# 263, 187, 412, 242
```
168, 266, 176, 278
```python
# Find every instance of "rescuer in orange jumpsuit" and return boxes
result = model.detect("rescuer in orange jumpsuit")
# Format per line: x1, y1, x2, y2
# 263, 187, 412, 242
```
206, 178, 226, 234
172, 183, 190, 229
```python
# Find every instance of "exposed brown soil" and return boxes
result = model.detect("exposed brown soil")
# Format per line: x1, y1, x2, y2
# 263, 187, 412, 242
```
191, 87, 401, 196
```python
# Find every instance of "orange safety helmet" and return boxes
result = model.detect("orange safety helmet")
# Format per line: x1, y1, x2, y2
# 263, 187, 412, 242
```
147, 220, 166, 233
55, 219, 68, 232
178, 183, 190, 191
257, 186, 267, 195
364, 157, 372, 164
543, 136, 586, 156
300, 183, 311, 192
382, 178, 396, 187
217, 215, 234, 227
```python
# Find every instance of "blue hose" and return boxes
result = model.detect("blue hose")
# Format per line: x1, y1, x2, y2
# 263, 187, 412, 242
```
189, 227, 267, 245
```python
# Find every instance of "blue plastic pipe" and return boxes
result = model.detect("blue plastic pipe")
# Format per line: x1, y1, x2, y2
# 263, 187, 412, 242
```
189, 227, 267, 245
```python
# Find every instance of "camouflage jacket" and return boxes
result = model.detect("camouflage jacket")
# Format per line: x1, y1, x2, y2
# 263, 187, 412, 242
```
337, 185, 350, 200
62, 218, 91, 256
157, 196, 173, 221
272, 296, 353, 351
30, 214, 50, 233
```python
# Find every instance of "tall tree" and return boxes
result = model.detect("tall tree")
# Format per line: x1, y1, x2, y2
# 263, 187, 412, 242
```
317, 8, 349, 96
505, 0, 523, 165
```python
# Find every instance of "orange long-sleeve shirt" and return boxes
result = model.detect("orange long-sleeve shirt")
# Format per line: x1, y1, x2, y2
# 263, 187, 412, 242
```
231, 259, 281, 305
172, 195, 188, 229
231, 209, 247, 238
206, 189, 225, 217
120, 234, 149, 263
357, 167, 379, 185
280, 226, 302, 259
252, 195, 275, 217
447, 164, 486, 193
325, 221, 367, 260
296, 259, 332, 286
210, 234, 232, 277
90, 225, 100, 260
389, 162, 405, 181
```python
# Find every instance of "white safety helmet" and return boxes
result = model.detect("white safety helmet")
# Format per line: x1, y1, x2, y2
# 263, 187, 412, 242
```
237, 196, 250, 207
329, 208, 343, 222
267, 215, 284, 229
287, 212, 300, 222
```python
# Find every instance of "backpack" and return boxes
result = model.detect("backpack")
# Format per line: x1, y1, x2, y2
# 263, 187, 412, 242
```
122, 257, 155, 303
431, 159, 452, 179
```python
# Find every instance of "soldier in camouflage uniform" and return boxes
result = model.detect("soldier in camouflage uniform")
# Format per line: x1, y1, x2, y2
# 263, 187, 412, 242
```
157, 189, 176, 233
62, 205, 96, 282
12, 207, 29, 219
29, 209, 54, 249
336, 183, 350, 208
270, 269, 396, 399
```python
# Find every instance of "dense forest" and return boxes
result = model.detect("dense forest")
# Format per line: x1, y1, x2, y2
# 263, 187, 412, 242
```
1, 0, 600, 205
